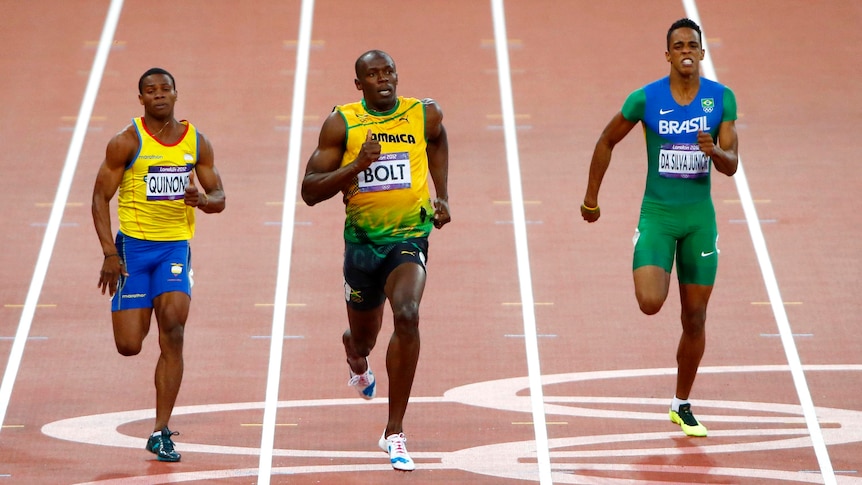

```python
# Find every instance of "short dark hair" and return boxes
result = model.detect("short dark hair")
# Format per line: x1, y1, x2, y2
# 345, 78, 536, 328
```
667, 18, 702, 50
138, 67, 176, 94
354, 50, 394, 78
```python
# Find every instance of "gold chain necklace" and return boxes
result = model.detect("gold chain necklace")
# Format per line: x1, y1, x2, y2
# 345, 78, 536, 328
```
153, 119, 171, 137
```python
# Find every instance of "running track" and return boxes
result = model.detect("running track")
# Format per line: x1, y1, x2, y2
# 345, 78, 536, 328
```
1, 1, 860, 484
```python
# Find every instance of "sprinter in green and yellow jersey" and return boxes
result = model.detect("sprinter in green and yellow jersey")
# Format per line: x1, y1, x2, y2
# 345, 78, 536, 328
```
302, 50, 450, 471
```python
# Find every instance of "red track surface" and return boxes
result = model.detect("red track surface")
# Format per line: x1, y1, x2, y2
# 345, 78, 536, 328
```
1, 1, 860, 484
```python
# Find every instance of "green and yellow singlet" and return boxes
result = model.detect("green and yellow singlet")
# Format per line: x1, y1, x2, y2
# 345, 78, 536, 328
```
118, 117, 198, 241
336, 96, 434, 245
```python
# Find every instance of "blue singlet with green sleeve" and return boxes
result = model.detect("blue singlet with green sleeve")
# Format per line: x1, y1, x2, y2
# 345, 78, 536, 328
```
621, 76, 736, 205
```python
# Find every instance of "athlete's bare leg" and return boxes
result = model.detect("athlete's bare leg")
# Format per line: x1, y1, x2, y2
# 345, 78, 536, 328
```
633, 265, 671, 315
112, 308, 153, 356
151, 291, 189, 432
344, 306, 384, 373
675, 284, 712, 400
381, 263, 425, 436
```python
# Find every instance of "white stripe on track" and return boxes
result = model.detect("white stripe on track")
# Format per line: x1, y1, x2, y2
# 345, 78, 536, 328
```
0, 0, 125, 431
490, 1, 553, 483
256, 0, 315, 483
681, 1, 836, 484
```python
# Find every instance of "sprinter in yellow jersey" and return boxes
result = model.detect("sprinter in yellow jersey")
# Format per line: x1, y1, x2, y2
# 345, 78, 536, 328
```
92, 68, 225, 462
302, 50, 450, 472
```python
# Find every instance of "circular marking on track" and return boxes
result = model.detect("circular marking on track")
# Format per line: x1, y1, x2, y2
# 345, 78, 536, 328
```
41, 365, 862, 484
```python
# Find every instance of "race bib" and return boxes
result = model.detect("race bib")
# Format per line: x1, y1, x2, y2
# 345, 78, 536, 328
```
658, 143, 710, 179
357, 152, 412, 193
146, 165, 192, 200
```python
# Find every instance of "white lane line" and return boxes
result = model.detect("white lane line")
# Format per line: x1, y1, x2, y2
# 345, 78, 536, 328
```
681, 1, 836, 484
489, 1, 552, 483
257, 0, 315, 483
0, 0, 124, 431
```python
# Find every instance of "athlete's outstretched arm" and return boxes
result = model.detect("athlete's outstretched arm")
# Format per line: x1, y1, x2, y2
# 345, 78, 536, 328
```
582, 112, 637, 222
424, 99, 450, 229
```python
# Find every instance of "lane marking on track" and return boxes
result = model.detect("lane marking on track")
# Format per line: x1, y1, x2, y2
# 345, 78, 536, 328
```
3, 304, 56, 308
241, 423, 298, 427
83, 40, 126, 48
501, 302, 553, 306
35, 202, 84, 207
274, 114, 319, 121
729, 218, 777, 224
30, 222, 79, 227
504, 334, 558, 338
263, 221, 312, 225
683, 3, 836, 482
487, 113, 531, 120
253, 303, 306, 307
489, 1, 552, 483
256, 0, 315, 483
513, 422, 568, 425
61, 116, 107, 121
487, 124, 533, 130
281, 39, 325, 48
481, 38, 523, 48
250, 336, 305, 340
0, 0, 125, 433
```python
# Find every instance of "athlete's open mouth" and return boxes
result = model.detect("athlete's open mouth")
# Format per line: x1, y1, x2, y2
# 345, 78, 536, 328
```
681, 58, 694, 67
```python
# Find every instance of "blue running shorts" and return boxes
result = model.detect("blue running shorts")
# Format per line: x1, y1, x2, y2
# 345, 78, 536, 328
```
112, 232, 193, 312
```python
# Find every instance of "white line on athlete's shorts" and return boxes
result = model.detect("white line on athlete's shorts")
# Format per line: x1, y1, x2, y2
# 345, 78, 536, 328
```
682, 1, 836, 484
257, 1, 315, 484
490, 1, 552, 484
0, 0, 124, 432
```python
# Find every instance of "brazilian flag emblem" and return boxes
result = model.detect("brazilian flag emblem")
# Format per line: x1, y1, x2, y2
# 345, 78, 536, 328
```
701, 98, 715, 113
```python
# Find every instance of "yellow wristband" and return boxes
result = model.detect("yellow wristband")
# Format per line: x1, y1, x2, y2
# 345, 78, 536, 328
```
581, 203, 599, 213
